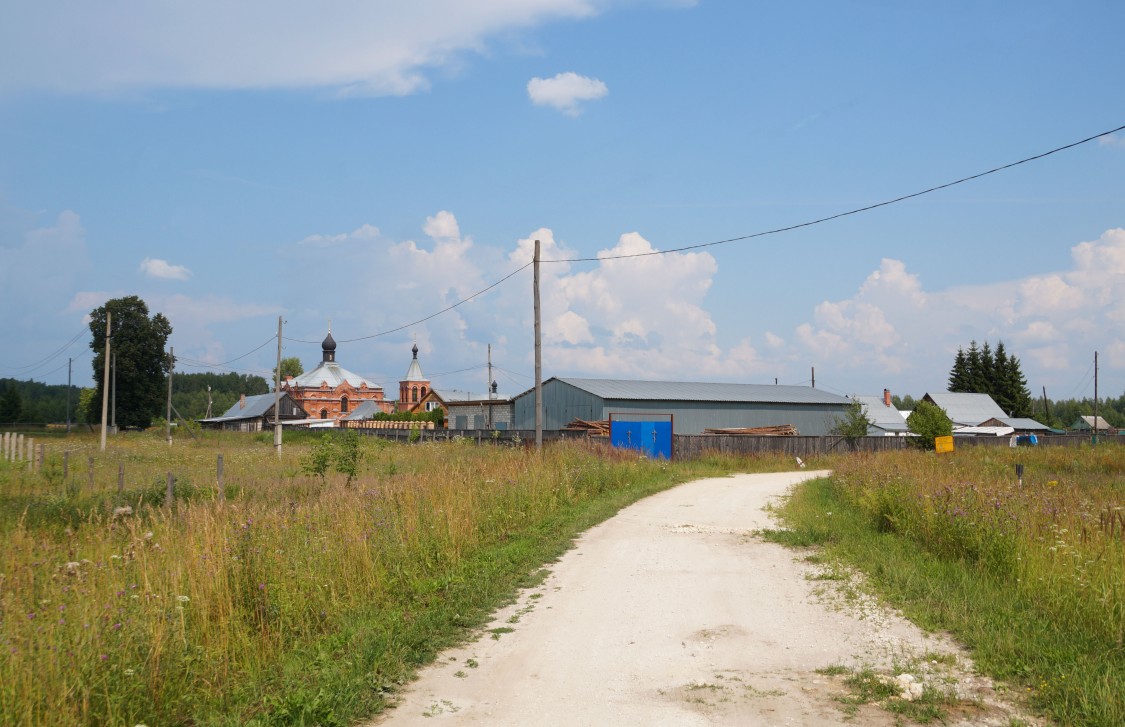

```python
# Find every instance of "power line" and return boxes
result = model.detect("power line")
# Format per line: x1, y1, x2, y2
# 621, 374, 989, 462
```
553, 122, 1125, 263
0, 328, 89, 374
284, 262, 533, 344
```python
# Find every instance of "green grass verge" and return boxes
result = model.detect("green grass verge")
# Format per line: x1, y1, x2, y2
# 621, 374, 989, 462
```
770, 475, 1125, 727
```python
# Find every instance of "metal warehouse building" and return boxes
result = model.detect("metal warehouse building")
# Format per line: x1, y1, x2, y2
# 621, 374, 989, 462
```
511, 377, 852, 435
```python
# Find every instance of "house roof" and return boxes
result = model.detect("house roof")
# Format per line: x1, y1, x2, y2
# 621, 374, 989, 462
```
854, 395, 909, 432
1074, 415, 1114, 430
342, 400, 382, 421
540, 378, 850, 405
980, 417, 1051, 432
923, 392, 1007, 426
953, 425, 1014, 437
200, 393, 299, 423
288, 361, 380, 391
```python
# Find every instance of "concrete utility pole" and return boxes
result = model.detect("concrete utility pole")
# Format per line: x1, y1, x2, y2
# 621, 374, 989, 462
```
533, 240, 543, 451
99, 311, 111, 451
274, 316, 283, 457
66, 357, 72, 434
166, 347, 174, 445
487, 343, 493, 430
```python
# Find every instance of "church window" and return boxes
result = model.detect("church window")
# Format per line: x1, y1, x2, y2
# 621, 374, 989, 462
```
421, 386, 427, 398
320, 409, 328, 419
412, 386, 419, 403
341, 396, 349, 413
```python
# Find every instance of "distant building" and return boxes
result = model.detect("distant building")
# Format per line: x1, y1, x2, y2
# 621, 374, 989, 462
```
512, 377, 851, 435
445, 383, 513, 430
854, 390, 910, 435
921, 392, 1006, 427
283, 329, 389, 421
979, 417, 1051, 434
1071, 415, 1117, 434
198, 392, 307, 432
397, 344, 432, 413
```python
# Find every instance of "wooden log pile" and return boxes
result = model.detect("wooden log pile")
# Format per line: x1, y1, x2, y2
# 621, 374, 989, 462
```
702, 425, 799, 436
563, 418, 611, 436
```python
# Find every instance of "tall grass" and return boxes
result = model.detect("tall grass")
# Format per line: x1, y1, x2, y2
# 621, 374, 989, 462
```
772, 445, 1125, 726
0, 432, 782, 726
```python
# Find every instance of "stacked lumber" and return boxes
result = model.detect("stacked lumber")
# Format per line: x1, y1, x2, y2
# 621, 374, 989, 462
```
703, 425, 798, 436
563, 418, 610, 435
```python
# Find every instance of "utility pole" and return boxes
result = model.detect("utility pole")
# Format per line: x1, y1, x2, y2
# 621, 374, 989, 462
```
487, 343, 493, 430
811, 366, 815, 388
66, 357, 72, 434
1093, 350, 1099, 443
99, 311, 111, 451
166, 347, 174, 445
111, 352, 117, 432
274, 316, 283, 457
1041, 386, 1050, 425
205, 385, 212, 418
534, 240, 543, 451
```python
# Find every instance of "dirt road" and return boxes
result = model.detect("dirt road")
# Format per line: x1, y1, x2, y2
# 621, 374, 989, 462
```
368, 471, 1034, 726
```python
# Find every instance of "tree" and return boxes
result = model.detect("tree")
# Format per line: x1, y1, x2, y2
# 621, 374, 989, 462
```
946, 339, 1034, 417
833, 398, 873, 445
891, 394, 917, 411
88, 296, 173, 429
273, 357, 304, 382
907, 400, 952, 449
0, 384, 22, 423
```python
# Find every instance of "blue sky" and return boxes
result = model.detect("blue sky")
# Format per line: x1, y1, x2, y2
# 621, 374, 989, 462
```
2, 1, 1124, 404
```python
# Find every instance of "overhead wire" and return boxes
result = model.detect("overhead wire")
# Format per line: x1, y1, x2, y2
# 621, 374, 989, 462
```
0, 328, 89, 374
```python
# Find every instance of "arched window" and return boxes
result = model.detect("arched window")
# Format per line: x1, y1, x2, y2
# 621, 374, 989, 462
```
421, 386, 427, 398
412, 386, 419, 403
341, 396, 349, 413
320, 409, 328, 419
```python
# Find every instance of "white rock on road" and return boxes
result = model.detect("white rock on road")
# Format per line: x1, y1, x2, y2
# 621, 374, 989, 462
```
366, 470, 1035, 726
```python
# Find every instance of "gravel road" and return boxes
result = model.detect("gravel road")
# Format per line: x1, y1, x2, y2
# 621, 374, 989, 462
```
366, 471, 1037, 726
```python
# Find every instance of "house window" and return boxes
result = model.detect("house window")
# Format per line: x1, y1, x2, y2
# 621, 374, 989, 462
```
320, 409, 328, 419
412, 386, 418, 403
341, 396, 349, 413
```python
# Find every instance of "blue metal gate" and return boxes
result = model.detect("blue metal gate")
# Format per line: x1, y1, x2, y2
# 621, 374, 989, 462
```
609, 416, 672, 459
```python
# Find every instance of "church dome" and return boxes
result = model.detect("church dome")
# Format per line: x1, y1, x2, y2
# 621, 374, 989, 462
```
322, 331, 337, 352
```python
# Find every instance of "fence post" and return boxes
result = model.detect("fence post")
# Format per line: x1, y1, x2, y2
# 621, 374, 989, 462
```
14, 433, 22, 461
27, 438, 34, 471
217, 453, 225, 502
117, 462, 124, 495
166, 472, 174, 506
2, 432, 8, 461
87, 456, 94, 491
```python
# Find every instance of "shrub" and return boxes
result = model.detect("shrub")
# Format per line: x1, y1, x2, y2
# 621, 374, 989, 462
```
906, 401, 952, 449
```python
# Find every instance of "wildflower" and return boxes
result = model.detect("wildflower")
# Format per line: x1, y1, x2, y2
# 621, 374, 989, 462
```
176, 595, 190, 603
124, 668, 135, 676
144, 531, 153, 540
113, 506, 133, 517
111, 555, 122, 560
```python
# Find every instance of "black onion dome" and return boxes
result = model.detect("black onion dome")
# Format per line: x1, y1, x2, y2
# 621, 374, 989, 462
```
322, 331, 337, 352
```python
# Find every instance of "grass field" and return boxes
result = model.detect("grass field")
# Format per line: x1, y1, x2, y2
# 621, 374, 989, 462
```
0, 430, 802, 726
766, 444, 1125, 727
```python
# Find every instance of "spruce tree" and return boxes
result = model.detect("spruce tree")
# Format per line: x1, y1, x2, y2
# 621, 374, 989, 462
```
979, 341, 995, 398
948, 348, 969, 391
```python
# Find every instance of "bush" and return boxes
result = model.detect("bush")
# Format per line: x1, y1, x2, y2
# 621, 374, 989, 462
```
906, 401, 952, 449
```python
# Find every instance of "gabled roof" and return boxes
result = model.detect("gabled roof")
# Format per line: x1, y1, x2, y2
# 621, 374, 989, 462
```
535, 378, 850, 405
342, 400, 382, 421
922, 392, 1006, 426
288, 361, 380, 390
1073, 415, 1114, 430
980, 417, 1051, 432
201, 392, 303, 422
853, 395, 909, 432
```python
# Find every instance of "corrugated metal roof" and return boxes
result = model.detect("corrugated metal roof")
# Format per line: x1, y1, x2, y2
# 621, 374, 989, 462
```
854, 395, 909, 432
554, 378, 850, 405
342, 400, 382, 420
289, 362, 380, 390
924, 392, 1006, 426
994, 417, 1051, 431
207, 393, 277, 421
954, 425, 1014, 436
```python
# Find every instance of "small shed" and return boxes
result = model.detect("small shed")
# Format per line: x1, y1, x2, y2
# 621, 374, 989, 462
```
198, 392, 307, 432
1071, 415, 1117, 435
854, 392, 910, 435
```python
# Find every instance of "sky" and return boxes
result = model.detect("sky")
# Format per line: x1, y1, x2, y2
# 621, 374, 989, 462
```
1, 1, 1124, 405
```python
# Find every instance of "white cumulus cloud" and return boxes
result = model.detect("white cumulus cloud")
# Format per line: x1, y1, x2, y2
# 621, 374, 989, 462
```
140, 258, 192, 281
527, 72, 608, 116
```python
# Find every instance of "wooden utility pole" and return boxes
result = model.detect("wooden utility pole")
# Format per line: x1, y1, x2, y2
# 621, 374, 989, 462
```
811, 366, 815, 388
487, 343, 493, 430
533, 240, 543, 451
166, 347, 174, 445
99, 311, 111, 451
274, 316, 283, 457
1093, 350, 1099, 442
1042, 386, 1050, 424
